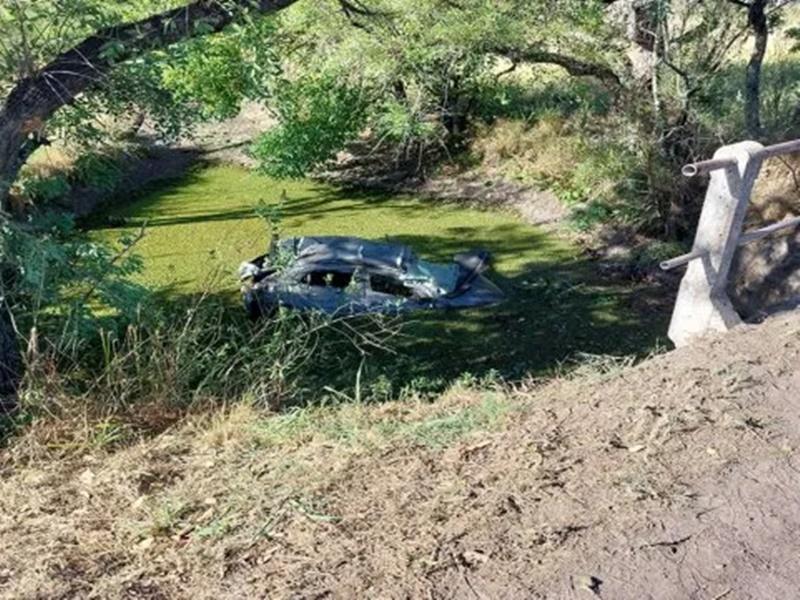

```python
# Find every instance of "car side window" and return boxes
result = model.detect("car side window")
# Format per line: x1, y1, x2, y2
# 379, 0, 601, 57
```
369, 274, 415, 298
302, 270, 353, 289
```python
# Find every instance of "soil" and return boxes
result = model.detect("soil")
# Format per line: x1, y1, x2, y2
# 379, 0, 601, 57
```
2, 311, 800, 598
322, 141, 570, 228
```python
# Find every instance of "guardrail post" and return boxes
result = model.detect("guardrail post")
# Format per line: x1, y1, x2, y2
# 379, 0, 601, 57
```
668, 141, 764, 347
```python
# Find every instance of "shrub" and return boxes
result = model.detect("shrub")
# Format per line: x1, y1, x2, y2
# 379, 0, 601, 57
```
18, 173, 71, 203
72, 152, 123, 191
251, 76, 369, 178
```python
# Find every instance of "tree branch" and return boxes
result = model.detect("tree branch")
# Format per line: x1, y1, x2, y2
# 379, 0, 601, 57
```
0, 0, 311, 201
2, 0, 301, 123
493, 47, 621, 87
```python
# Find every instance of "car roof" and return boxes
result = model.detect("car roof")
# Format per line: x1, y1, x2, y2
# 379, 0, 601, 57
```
278, 236, 416, 272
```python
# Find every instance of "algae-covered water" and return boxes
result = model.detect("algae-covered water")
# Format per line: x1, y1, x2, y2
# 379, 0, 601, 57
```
92, 165, 666, 385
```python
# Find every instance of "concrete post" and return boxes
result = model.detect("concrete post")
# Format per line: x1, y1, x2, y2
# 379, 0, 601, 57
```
668, 141, 764, 347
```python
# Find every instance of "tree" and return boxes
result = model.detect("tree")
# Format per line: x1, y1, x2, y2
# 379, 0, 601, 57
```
254, 0, 623, 176
741, 0, 769, 136
0, 0, 307, 208
0, 0, 321, 411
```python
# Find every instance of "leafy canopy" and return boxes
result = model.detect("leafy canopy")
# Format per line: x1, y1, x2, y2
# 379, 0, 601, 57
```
251, 0, 618, 176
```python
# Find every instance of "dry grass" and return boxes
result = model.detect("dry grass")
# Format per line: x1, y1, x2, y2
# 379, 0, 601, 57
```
472, 116, 583, 183
23, 145, 77, 180
2, 312, 800, 597
748, 153, 800, 225
0, 382, 515, 597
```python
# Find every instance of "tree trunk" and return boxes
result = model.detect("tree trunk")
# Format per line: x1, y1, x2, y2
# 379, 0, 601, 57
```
745, 0, 768, 138
0, 116, 33, 211
493, 47, 621, 87
0, 299, 21, 414
602, 0, 657, 86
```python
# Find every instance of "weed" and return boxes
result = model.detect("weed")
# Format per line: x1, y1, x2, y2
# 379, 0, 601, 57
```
563, 352, 637, 381
194, 515, 237, 540
391, 394, 512, 448
89, 418, 132, 450
147, 499, 194, 537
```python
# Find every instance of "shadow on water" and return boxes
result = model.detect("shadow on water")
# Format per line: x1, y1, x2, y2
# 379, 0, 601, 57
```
90, 165, 670, 395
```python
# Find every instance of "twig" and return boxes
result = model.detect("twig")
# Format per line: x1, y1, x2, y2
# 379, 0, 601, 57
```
639, 534, 693, 549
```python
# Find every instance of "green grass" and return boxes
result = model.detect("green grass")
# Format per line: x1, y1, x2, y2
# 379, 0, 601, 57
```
90, 164, 667, 390
247, 391, 514, 451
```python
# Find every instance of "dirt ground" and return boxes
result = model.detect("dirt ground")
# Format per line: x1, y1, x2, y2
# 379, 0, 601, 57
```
2, 311, 800, 599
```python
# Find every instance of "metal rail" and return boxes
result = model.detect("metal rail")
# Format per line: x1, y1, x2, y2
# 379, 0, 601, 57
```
738, 215, 800, 246
663, 136, 800, 273
661, 216, 800, 271
682, 137, 800, 178
681, 158, 736, 177
757, 138, 800, 161
660, 249, 707, 271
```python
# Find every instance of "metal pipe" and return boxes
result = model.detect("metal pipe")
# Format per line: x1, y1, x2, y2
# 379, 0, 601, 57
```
756, 138, 800, 161
738, 215, 800, 246
660, 248, 708, 271
681, 158, 737, 178
683, 137, 800, 178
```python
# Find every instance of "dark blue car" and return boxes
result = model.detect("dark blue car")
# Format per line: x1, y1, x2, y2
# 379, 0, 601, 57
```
239, 236, 505, 318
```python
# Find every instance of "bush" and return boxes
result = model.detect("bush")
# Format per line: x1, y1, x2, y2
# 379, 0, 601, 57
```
16, 148, 127, 205
472, 76, 612, 125
18, 173, 71, 203
251, 76, 369, 178
72, 152, 123, 191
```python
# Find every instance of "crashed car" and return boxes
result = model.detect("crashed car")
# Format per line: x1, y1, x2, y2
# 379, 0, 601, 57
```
239, 236, 505, 318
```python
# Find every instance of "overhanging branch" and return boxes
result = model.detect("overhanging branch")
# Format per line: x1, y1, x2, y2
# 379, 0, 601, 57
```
2, 0, 301, 123
493, 47, 621, 87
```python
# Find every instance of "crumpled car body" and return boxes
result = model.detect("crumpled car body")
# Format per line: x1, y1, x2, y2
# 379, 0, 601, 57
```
239, 236, 505, 318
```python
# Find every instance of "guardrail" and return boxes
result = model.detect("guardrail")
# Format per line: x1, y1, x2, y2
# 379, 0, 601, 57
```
662, 138, 800, 347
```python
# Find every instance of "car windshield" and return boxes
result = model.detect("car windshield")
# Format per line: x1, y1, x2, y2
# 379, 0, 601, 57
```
403, 259, 459, 295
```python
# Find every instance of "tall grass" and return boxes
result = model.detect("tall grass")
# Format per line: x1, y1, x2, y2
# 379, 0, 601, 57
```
9, 291, 404, 452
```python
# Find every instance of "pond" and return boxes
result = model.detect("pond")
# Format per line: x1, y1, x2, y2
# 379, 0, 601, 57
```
91, 164, 667, 390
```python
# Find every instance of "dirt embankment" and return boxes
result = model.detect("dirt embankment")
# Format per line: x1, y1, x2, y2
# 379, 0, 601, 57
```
2, 312, 800, 599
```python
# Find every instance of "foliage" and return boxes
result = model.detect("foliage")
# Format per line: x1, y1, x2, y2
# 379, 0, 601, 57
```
0, 0, 281, 149
252, 75, 368, 178
15, 147, 129, 206
159, 17, 281, 121
251, 0, 618, 174
0, 1, 185, 96
17, 172, 71, 203
0, 212, 148, 365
